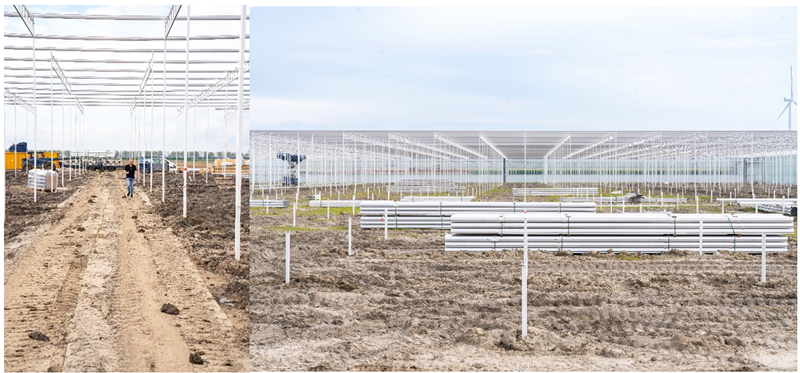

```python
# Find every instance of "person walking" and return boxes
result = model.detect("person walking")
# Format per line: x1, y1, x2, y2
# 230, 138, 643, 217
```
124, 159, 137, 198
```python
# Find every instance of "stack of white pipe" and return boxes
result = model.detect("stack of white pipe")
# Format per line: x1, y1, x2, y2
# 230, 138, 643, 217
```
445, 213, 791, 253
360, 201, 597, 229
513, 187, 598, 196
401, 196, 475, 202
309, 200, 370, 208
249, 199, 289, 208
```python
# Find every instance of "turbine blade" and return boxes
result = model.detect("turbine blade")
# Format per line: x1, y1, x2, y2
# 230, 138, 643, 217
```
777, 102, 790, 119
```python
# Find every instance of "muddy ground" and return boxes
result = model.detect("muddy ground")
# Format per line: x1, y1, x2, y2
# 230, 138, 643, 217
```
139, 172, 250, 355
5, 171, 249, 371
250, 184, 797, 371
4, 170, 91, 244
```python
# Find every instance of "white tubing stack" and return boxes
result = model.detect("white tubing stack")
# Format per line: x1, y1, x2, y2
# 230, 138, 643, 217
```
360, 201, 597, 229
514, 187, 598, 196
249, 199, 289, 208
310, 200, 370, 208
445, 212, 791, 253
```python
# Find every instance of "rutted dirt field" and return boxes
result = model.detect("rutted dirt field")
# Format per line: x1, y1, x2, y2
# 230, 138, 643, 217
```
4, 171, 249, 372
250, 185, 797, 371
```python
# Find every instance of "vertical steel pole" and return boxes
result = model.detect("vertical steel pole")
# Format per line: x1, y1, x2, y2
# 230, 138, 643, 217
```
183, 6, 190, 218
522, 216, 528, 339
761, 232, 766, 282
33, 26, 37, 202
234, 5, 246, 260
163, 36, 166, 203
285, 231, 290, 284
348, 216, 352, 256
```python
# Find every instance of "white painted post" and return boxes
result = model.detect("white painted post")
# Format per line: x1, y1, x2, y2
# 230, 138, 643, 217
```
661, 190, 664, 207
522, 216, 528, 339
327, 200, 330, 220
755, 203, 759, 214
761, 232, 766, 282
622, 199, 625, 213
293, 203, 296, 227
352, 194, 356, 215
699, 218, 703, 255
285, 231, 290, 284
348, 217, 352, 256
639, 203, 642, 213
696, 195, 699, 214
384, 208, 388, 240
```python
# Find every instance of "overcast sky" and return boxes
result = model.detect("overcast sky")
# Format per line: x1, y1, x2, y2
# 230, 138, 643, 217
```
3, 5, 249, 153
250, 6, 797, 132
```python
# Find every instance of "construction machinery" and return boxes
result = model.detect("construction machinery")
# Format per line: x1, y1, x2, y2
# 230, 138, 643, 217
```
277, 152, 305, 186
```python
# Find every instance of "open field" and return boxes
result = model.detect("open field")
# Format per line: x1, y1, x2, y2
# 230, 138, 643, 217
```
250, 184, 797, 371
4, 171, 249, 371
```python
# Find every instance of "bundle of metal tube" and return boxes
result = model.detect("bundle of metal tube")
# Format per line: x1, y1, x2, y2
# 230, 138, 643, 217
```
359, 201, 597, 229
444, 235, 788, 253
309, 200, 370, 208
445, 213, 792, 253
401, 196, 475, 202
513, 187, 598, 196
249, 199, 289, 208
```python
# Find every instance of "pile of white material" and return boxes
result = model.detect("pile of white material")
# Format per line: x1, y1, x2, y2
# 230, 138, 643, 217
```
249, 199, 289, 208
359, 201, 597, 229
27, 169, 58, 190
400, 195, 475, 202
513, 187, 598, 197
309, 200, 370, 208
445, 213, 791, 253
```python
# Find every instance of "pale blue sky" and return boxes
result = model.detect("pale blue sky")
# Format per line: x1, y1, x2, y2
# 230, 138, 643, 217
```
250, 6, 797, 132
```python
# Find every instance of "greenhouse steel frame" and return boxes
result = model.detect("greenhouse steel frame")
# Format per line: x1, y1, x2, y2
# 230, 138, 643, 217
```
251, 130, 797, 201
4, 5, 249, 260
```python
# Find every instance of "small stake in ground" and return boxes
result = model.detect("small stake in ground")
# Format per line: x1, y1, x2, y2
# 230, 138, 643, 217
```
761, 232, 766, 283
327, 200, 330, 220
521, 216, 528, 339
292, 203, 296, 227
348, 216, 352, 256
285, 231, 290, 284
352, 195, 356, 215
699, 218, 703, 255
384, 208, 388, 240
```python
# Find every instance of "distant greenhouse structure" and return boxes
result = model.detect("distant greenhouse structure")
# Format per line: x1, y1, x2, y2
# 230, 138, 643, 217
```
251, 130, 797, 198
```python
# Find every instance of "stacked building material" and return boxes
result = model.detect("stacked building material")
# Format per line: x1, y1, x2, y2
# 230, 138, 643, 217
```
309, 200, 370, 208
360, 201, 597, 229
719, 198, 797, 215
401, 195, 475, 202
390, 179, 465, 194
445, 213, 792, 253
27, 169, 58, 191
249, 199, 290, 208
514, 187, 598, 197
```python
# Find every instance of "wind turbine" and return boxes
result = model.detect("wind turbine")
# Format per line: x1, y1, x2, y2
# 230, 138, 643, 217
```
777, 66, 797, 130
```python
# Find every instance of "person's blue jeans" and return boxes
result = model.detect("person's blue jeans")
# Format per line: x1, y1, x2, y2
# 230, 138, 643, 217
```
127, 178, 135, 196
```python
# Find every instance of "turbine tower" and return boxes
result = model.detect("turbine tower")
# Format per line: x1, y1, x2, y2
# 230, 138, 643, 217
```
777, 66, 797, 130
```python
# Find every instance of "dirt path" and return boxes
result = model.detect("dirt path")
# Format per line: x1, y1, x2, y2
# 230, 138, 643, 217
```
4, 173, 248, 371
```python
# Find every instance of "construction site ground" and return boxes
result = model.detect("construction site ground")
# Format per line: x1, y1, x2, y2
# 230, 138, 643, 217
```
4, 170, 249, 372
250, 184, 797, 371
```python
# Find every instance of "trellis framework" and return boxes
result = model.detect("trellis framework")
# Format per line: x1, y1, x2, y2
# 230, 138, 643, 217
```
4, 5, 249, 260
251, 130, 797, 201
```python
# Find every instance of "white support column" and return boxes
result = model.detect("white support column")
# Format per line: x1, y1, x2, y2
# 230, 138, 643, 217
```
285, 231, 291, 284
234, 5, 246, 261
521, 215, 528, 339
348, 216, 352, 256
183, 6, 190, 219
761, 232, 766, 282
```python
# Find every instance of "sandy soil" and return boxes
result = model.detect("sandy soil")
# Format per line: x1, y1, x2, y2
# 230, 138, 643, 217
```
250, 185, 797, 371
4, 172, 249, 372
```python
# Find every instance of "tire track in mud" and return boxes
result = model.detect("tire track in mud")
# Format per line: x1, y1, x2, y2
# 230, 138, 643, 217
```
3, 175, 104, 372
119, 177, 249, 372
5, 173, 249, 372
